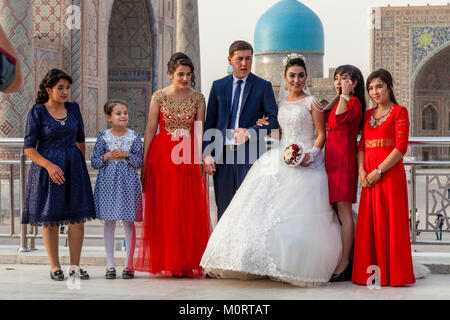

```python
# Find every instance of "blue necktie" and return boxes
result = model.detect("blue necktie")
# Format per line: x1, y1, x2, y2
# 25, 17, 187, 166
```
228, 79, 243, 129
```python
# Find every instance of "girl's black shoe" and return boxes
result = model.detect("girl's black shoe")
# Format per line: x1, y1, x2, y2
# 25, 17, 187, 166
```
50, 269, 65, 281
105, 268, 116, 279
330, 260, 353, 282
122, 268, 134, 279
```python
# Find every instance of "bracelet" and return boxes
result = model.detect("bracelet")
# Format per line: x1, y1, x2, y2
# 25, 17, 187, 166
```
376, 167, 383, 175
340, 94, 350, 102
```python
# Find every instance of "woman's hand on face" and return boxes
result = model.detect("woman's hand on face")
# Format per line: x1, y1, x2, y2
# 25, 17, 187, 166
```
341, 79, 354, 96
255, 117, 269, 127
366, 169, 381, 187
46, 163, 65, 185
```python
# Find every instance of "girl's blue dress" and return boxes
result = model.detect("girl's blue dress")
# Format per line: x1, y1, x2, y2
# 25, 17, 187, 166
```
22, 102, 96, 226
91, 129, 142, 222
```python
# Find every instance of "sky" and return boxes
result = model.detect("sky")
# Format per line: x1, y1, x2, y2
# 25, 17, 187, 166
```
197, 0, 447, 98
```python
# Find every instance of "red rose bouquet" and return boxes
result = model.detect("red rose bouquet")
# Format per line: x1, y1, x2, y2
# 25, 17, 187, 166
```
284, 143, 305, 167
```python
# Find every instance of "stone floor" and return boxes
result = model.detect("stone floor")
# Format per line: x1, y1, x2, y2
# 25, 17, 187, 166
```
1, 263, 450, 300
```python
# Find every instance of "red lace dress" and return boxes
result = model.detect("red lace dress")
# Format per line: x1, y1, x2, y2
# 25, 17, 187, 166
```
134, 90, 211, 278
352, 105, 415, 286
325, 96, 362, 203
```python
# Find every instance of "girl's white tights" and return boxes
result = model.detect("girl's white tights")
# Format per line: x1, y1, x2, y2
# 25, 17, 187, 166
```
104, 220, 136, 269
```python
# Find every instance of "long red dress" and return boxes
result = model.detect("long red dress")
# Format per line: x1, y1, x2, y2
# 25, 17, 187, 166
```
325, 96, 362, 203
134, 90, 212, 278
352, 105, 415, 286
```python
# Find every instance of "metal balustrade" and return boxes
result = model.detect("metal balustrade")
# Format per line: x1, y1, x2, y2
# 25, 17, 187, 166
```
0, 137, 448, 251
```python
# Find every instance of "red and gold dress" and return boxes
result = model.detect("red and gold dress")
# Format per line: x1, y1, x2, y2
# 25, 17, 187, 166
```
352, 105, 415, 286
134, 90, 211, 278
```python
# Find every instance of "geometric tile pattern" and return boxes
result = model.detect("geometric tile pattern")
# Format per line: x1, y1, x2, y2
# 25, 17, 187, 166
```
33, 0, 63, 44
108, 0, 152, 68
108, 86, 149, 136
107, 0, 153, 137
62, 0, 72, 73
0, 0, 35, 137
176, 0, 201, 90
0, 0, 185, 140
86, 0, 98, 77
34, 38, 63, 97
411, 26, 449, 75
70, 0, 82, 104
371, 5, 449, 117
85, 87, 98, 137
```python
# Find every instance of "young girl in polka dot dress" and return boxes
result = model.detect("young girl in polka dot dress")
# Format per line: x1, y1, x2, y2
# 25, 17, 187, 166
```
91, 100, 143, 279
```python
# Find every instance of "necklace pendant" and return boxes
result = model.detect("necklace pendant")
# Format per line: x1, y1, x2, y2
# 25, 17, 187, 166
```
60, 120, 65, 125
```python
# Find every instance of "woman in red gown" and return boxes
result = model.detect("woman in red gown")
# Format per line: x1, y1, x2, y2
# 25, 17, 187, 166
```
352, 69, 415, 286
135, 53, 211, 278
324, 65, 366, 281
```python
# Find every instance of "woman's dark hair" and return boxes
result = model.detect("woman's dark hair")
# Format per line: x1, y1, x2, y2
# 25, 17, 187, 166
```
35, 68, 72, 105
366, 68, 398, 106
104, 100, 128, 116
284, 57, 308, 75
334, 65, 366, 132
167, 52, 196, 88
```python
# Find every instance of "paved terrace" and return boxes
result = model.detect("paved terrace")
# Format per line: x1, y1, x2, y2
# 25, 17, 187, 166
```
1, 244, 450, 300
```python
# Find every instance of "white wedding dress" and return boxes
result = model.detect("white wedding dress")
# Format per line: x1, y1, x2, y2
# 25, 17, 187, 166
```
200, 96, 343, 287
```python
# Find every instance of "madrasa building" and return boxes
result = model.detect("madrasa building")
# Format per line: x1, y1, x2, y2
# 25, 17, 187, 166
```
370, 4, 449, 160
253, 0, 336, 107
253, 0, 449, 160
0, 0, 201, 138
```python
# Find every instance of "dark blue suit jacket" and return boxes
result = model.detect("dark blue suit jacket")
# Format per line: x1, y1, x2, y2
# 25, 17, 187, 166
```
203, 73, 279, 163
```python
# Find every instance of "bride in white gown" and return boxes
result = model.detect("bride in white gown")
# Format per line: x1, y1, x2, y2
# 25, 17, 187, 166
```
200, 55, 342, 287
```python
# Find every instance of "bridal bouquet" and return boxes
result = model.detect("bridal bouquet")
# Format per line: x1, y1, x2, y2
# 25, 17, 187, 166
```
284, 143, 305, 167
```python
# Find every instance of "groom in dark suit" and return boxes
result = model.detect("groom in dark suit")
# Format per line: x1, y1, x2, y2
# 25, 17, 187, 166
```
203, 40, 278, 220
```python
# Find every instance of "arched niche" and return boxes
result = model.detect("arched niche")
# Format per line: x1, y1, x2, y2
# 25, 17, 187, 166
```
107, 0, 155, 135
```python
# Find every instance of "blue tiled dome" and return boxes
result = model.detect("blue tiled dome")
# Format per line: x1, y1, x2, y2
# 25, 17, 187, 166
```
254, 0, 324, 53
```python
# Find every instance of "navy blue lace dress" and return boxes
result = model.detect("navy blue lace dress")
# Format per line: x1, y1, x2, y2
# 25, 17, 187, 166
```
21, 102, 96, 226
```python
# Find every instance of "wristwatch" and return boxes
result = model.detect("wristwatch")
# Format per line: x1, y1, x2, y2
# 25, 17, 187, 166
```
340, 94, 350, 102
376, 167, 383, 175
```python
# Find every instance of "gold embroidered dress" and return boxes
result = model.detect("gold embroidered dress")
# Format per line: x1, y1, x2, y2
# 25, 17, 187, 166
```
135, 90, 211, 278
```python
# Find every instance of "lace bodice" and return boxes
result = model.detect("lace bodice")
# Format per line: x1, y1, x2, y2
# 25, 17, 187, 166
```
278, 96, 318, 150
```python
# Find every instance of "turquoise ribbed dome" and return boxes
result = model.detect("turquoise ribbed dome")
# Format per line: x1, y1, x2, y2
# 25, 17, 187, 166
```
254, 0, 324, 53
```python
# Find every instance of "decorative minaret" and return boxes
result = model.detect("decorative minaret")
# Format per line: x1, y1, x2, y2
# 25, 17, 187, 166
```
0, 0, 34, 137
176, 0, 201, 91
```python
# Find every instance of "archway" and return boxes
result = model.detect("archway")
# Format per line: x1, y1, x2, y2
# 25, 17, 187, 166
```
107, 0, 155, 135
413, 44, 450, 160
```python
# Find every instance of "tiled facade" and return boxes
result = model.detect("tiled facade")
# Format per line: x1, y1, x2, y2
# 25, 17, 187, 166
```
0, 0, 200, 137
370, 5, 449, 160
176, 0, 201, 91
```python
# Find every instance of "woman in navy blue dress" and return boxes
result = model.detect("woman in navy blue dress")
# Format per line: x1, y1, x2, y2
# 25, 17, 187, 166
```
22, 69, 95, 280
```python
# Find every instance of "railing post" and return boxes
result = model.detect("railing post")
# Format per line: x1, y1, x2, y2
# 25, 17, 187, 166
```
9, 164, 14, 236
29, 226, 37, 250
18, 152, 29, 252
411, 165, 417, 243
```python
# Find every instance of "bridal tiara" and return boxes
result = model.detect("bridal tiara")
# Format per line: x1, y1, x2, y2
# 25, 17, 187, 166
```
281, 53, 306, 68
